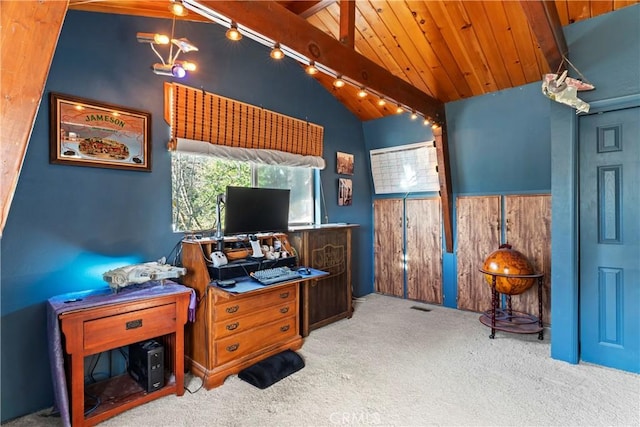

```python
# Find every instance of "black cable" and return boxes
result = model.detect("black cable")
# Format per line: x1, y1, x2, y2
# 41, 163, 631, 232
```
83, 393, 101, 416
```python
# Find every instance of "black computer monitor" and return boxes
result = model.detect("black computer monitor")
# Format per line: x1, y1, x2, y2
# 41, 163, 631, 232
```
224, 186, 290, 235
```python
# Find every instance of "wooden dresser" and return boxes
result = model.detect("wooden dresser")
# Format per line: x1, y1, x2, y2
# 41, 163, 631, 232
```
181, 235, 304, 389
288, 223, 357, 336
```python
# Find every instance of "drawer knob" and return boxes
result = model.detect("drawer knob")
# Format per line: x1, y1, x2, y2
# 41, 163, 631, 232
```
279, 292, 290, 299
126, 319, 142, 330
226, 343, 239, 352
280, 307, 289, 314
226, 322, 239, 331
226, 305, 239, 314
280, 325, 290, 332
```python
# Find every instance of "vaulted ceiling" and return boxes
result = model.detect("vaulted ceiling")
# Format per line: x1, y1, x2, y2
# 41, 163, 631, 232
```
1, 1, 637, 238
67, 0, 639, 121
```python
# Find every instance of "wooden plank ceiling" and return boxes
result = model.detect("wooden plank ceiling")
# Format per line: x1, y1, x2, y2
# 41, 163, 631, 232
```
68, 0, 639, 121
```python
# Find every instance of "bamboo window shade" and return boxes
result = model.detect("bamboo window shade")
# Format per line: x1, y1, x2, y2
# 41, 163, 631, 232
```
166, 83, 323, 158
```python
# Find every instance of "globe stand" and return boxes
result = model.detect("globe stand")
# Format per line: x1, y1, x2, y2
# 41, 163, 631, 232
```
478, 269, 544, 340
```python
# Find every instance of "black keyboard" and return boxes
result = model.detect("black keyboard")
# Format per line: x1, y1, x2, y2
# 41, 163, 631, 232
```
250, 266, 302, 285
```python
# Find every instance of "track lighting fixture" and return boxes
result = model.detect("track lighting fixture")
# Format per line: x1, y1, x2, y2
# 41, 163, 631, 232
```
357, 87, 367, 98
226, 22, 242, 41
305, 61, 318, 75
378, 97, 386, 106
270, 43, 284, 59
396, 105, 404, 114
411, 111, 418, 120
169, 0, 188, 17
137, 16, 198, 79
333, 76, 345, 88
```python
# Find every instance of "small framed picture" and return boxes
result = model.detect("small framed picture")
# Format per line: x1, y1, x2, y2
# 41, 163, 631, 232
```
338, 178, 353, 206
336, 151, 354, 175
49, 92, 152, 171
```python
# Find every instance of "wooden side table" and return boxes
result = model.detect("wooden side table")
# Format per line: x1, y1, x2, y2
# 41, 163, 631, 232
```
50, 283, 191, 426
478, 269, 545, 340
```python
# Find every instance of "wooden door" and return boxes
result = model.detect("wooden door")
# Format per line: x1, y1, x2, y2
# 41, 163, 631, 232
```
406, 198, 442, 303
579, 107, 639, 373
456, 196, 501, 312
505, 194, 551, 324
373, 199, 404, 297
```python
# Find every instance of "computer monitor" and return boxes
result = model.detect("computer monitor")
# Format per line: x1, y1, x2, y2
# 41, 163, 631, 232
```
224, 186, 291, 235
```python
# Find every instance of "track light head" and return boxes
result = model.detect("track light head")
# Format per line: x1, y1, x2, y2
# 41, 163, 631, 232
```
226, 23, 242, 41
333, 76, 345, 88
137, 32, 170, 44
306, 61, 318, 75
270, 43, 284, 59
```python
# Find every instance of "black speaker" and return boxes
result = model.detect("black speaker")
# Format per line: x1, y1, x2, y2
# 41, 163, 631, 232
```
128, 339, 164, 392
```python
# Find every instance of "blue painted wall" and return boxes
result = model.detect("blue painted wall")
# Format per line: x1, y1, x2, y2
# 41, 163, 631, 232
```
550, 5, 640, 363
363, 83, 551, 308
0, 11, 372, 422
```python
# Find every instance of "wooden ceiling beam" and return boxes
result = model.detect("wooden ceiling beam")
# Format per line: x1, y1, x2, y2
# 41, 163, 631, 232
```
283, 0, 336, 19
339, 0, 355, 48
0, 0, 68, 237
190, 0, 446, 125
519, 0, 568, 71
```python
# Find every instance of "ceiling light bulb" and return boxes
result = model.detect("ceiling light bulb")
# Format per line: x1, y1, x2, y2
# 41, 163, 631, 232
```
226, 23, 242, 41
306, 62, 318, 75
396, 105, 404, 114
357, 88, 367, 98
333, 76, 345, 88
176, 60, 196, 71
423, 118, 430, 126
270, 43, 284, 59
411, 111, 418, 120
377, 98, 386, 106
136, 32, 170, 45
169, 1, 188, 17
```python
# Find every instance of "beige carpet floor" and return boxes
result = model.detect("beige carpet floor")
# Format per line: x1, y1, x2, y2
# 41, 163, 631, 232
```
7, 293, 640, 426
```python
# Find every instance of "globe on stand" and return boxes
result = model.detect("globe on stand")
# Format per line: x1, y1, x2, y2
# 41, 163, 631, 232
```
482, 244, 535, 295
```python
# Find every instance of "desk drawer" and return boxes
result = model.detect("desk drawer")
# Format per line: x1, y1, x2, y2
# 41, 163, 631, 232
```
84, 303, 176, 354
213, 301, 295, 339
215, 284, 296, 321
215, 316, 297, 365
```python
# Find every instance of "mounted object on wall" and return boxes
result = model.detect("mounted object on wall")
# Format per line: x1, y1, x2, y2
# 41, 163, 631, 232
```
136, 5, 198, 78
541, 57, 594, 114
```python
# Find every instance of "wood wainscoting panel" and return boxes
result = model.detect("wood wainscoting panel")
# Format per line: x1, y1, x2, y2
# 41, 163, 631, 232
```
406, 198, 442, 303
505, 194, 551, 324
374, 199, 404, 297
456, 195, 501, 312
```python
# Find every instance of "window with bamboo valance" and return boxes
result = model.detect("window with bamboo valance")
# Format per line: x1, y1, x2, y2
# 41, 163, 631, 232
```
164, 82, 325, 169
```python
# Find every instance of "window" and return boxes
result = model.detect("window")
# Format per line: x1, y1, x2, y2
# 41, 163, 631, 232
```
171, 152, 315, 232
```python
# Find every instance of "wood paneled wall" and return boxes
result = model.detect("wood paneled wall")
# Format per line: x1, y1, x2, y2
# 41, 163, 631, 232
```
373, 199, 404, 297
456, 196, 502, 312
406, 198, 442, 304
505, 194, 552, 324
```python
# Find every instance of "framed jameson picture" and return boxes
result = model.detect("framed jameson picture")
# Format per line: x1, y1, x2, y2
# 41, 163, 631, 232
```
49, 92, 152, 171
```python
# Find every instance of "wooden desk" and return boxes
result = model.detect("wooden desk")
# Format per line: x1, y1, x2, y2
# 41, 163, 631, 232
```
181, 236, 327, 389
52, 284, 191, 426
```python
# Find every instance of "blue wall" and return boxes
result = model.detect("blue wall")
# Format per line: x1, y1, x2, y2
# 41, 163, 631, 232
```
550, 5, 640, 363
0, 11, 372, 421
362, 83, 551, 308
